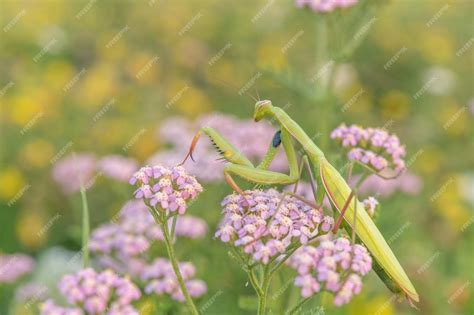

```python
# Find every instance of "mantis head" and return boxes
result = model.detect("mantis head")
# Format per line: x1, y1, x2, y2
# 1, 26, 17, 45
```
253, 100, 273, 122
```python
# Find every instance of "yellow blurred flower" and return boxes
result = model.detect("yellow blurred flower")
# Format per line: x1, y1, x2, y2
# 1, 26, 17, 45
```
417, 32, 454, 64
257, 40, 287, 70
17, 210, 47, 249
97, 31, 128, 61
77, 63, 119, 108
137, 297, 156, 315
90, 118, 133, 150
437, 100, 468, 136
0, 167, 26, 201
129, 130, 159, 161
380, 90, 410, 120
175, 86, 211, 117
433, 175, 471, 230
20, 139, 55, 169
9, 95, 43, 126
338, 83, 373, 114
43, 60, 75, 92
210, 60, 241, 86
416, 147, 442, 175
125, 53, 161, 84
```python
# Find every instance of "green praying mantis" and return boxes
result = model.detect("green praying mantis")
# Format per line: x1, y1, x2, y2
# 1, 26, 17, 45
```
181, 100, 419, 305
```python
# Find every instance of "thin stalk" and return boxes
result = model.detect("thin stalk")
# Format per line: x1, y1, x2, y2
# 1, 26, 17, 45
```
270, 248, 298, 276
287, 297, 311, 315
79, 186, 90, 268
315, 17, 330, 152
258, 265, 271, 315
249, 268, 264, 297
152, 210, 199, 315
230, 247, 264, 297
170, 214, 178, 241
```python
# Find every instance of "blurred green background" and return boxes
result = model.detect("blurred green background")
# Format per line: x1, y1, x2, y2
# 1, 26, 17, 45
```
0, 0, 473, 314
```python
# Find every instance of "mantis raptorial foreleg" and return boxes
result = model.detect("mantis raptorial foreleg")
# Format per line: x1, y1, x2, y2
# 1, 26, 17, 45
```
181, 127, 300, 193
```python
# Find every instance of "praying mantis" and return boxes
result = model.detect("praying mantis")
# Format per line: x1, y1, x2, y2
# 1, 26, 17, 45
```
181, 100, 419, 305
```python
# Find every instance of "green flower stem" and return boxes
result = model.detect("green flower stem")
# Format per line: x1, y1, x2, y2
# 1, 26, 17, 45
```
270, 247, 298, 276
170, 214, 178, 240
158, 211, 200, 315
287, 297, 311, 315
257, 265, 271, 315
79, 186, 90, 268
248, 268, 264, 297
315, 16, 338, 152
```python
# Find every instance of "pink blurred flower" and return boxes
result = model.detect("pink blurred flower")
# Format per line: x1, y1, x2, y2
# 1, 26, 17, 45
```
141, 258, 207, 302
99, 155, 138, 182
296, 0, 358, 13
52, 154, 97, 194
41, 268, 141, 315
0, 253, 35, 284
354, 172, 423, 198
90, 200, 207, 277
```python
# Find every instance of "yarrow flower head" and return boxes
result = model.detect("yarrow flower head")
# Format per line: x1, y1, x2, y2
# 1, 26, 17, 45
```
295, 0, 358, 13
287, 237, 372, 306
130, 164, 203, 215
141, 258, 207, 302
0, 253, 35, 284
331, 124, 406, 172
90, 200, 207, 277
40, 268, 141, 315
216, 189, 334, 264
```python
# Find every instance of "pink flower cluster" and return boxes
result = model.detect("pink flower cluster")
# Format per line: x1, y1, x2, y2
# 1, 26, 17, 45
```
0, 253, 35, 284
141, 258, 207, 302
52, 154, 138, 194
90, 200, 207, 277
40, 268, 141, 315
331, 124, 406, 172
287, 237, 372, 306
148, 113, 288, 182
130, 164, 203, 215
216, 189, 334, 264
295, 0, 358, 13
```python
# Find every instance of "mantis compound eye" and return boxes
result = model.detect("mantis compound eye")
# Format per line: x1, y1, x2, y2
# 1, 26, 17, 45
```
254, 100, 272, 122
272, 130, 282, 148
